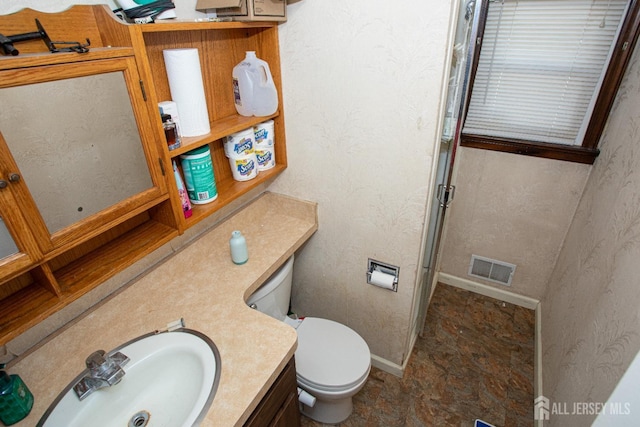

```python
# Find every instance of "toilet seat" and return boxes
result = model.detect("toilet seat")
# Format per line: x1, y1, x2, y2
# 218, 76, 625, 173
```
295, 317, 371, 393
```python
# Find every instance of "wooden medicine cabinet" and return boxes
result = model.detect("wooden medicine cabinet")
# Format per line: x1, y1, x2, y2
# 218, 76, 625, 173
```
0, 5, 287, 344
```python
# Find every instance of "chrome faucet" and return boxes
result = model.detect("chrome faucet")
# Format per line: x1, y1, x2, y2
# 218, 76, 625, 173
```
73, 350, 130, 400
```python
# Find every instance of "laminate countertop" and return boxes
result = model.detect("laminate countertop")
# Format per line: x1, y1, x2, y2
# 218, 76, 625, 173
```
10, 192, 318, 426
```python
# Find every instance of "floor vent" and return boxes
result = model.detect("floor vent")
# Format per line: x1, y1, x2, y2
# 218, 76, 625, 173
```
468, 255, 516, 286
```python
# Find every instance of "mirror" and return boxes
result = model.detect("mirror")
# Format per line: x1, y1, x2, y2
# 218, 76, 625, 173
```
0, 72, 153, 235
0, 216, 18, 259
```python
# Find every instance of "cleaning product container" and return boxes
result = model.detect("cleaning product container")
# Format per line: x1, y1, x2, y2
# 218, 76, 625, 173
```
254, 120, 275, 147
229, 152, 258, 182
224, 128, 255, 158
172, 160, 192, 218
232, 51, 278, 117
180, 146, 218, 204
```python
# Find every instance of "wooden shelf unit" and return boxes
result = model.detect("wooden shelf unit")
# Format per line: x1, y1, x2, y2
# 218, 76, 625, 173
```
0, 211, 178, 344
0, 6, 288, 344
131, 20, 288, 231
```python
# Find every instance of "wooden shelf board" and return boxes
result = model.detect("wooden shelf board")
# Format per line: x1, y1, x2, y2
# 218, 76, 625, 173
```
0, 47, 135, 71
57, 220, 178, 297
169, 113, 279, 158
137, 20, 277, 33
0, 219, 177, 345
186, 164, 285, 226
0, 284, 61, 345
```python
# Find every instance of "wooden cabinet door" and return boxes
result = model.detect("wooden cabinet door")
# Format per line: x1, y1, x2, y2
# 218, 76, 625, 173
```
0, 150, 43, 282
245, 359, 301, 427
270, 391, 301, 427
0, 56, 167, 255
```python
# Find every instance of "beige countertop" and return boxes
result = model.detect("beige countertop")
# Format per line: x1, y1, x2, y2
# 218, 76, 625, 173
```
10, 192, 318, 427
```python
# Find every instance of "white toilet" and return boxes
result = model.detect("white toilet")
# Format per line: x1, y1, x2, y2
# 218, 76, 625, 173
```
247, 255, 371, 424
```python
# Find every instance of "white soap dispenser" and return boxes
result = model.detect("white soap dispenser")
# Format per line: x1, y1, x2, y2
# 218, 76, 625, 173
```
229, 230, 248, 265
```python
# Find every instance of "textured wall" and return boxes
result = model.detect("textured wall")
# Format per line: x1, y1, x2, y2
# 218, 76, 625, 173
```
439, 147, 590, 299
541, 41, 640, 426
271, 0, 454, 365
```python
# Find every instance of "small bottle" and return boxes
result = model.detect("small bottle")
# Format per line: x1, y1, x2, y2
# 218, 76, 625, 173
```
162, 113, 181, 151
0, 368, 33, 426
229, 230, 248, 265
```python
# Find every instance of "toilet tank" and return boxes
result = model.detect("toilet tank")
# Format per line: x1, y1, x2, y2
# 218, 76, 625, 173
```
246, 255, 294, 321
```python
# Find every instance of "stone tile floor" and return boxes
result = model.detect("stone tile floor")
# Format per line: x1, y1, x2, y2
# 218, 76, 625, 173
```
300, 283, 535, 426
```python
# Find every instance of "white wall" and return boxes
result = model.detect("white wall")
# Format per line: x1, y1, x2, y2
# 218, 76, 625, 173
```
439, 147, 590, 300
271, 0, 454, 366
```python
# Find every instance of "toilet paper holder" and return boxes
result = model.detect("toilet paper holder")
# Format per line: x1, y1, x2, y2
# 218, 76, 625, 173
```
367, 259, 399, 292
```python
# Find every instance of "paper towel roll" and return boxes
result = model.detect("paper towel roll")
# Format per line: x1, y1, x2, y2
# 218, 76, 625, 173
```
163, 49, 211, 137
370, 270, 396, 290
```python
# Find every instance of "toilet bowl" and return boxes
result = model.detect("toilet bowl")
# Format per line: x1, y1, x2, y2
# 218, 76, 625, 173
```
247, 255, 371, 424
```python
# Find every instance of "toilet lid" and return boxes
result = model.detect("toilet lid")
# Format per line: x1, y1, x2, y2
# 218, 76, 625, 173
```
295, 317, 371, 392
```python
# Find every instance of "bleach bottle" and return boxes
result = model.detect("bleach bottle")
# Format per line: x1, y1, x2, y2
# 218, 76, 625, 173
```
232, 51, 278, 117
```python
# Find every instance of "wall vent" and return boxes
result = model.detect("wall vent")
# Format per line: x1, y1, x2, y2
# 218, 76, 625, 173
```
468, 255, 516, 286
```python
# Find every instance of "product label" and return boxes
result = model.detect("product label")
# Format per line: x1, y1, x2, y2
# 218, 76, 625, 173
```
234, 138, 254, 156
233, 78, 242, 106
254, 127, 269, 143
181, 156, 217, 202
256, 149, 272, 166
236, 158, 255, 176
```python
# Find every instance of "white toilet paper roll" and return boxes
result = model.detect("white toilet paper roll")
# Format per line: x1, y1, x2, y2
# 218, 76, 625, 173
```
163, 48, 211, 137
224, 127, 255, 158
255, 146, 276, 171
370, 270, 396, 290
228, 153, 258, 182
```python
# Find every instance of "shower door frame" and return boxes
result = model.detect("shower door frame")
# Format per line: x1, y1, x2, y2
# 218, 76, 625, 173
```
416, 0, 488, 337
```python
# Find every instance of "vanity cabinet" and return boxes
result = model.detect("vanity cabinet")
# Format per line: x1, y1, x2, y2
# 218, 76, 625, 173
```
245, 358, 301, 427
0, 6, 287, 344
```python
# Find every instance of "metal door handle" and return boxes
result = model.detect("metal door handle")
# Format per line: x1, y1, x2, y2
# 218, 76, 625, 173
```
436, 184, 456, 207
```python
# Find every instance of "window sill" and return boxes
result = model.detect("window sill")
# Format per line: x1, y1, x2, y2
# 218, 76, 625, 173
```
460, 134, 599, 165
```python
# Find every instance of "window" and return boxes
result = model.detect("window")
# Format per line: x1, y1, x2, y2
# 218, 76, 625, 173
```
461, 0, 640, 164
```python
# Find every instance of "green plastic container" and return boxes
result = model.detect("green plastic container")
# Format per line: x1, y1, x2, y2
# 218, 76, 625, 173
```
180, 146, 218, 205
0, 371, 33, 425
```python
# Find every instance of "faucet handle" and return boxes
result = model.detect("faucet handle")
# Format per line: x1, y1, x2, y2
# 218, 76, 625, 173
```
85, 350, 108, 371
73, 350, 130, 400
85, 350, 129, 382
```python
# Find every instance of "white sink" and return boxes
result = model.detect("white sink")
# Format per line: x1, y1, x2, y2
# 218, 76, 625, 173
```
38, 329, 220, 427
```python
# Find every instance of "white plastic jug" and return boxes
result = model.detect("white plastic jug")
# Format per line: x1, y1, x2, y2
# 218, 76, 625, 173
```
232, 51, 278, 117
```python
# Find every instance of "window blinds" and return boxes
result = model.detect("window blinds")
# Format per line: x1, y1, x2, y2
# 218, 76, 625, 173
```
462, 0, 628, 146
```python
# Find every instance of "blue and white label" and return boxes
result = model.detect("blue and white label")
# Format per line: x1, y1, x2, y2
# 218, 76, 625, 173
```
237, 159, 255, 176
234, 138, 253, 156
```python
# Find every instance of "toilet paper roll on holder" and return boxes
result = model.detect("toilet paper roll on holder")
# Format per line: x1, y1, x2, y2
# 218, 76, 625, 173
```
366, 259, 399, 292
